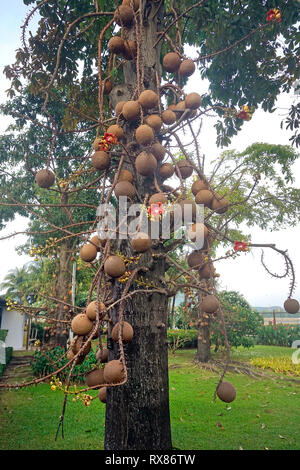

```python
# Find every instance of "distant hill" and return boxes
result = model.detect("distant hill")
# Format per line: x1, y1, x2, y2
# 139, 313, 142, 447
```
253, 306, 284, 313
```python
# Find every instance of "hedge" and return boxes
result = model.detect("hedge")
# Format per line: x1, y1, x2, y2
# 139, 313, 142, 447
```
0, 346, 13, 378
0, 329, 8, 342
167, 329, 198, 349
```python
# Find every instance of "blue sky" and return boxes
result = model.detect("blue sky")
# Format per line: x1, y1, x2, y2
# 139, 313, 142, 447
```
0, 2, 299, 309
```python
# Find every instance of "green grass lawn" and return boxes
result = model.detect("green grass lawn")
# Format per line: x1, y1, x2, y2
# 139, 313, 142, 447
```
0, 346, 299, 450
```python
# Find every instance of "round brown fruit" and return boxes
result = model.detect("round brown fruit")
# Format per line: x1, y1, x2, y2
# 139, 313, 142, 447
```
107, 124, 124, 140
104, 255, 126, 278
98, 387, 107, 403
115, 100, 126, 116
91, 151, 110, 171
188, 223, 208, 242
151, 142, 166, 161
187, 250, 203, 269
185, 92, 202, 110
138, 90, 158, 110
86, 367, 104, 388
176, 160, 193, 179
199, 263, 214, 279
211, 194, 229, 214
103, 360, 125, 384
71, 336, 92, 356
284, 298, 299, 314
131, 232, 152, 252
174, 101, 186, 112
135, 125, 154, 146
108, 36, 125, 55
122, 40, 137, 60
71, 336, 91, 356
114, 181, 135, 198
117, 169, 134, 183
146, 114, 163, 133
162, 52, 181, 72
122, 0, 140, 11
80, 244, 98, 262
114, 4, 134, 27
217, 381, 236, 403
35, 169, 55, 189
90, 235, 101, 251
111, 321, 134, 343
86, 300, 106, 321
191, 179, 208, 196
71, 314, 93, 336
179, 59, 195, 77
161, 109, 176, 125
159, 163, 174, 179
122, 100, 141, 121
135, 151, 157, 176
195, 189, 213, 207
201, 294, 219, 313
149, 192, 167, 205
96, 348, 109, 363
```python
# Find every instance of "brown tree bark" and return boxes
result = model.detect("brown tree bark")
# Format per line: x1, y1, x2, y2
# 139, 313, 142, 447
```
104, 1, 172, 450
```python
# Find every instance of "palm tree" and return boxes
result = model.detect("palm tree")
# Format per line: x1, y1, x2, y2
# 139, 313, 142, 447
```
0, 264, 40, 304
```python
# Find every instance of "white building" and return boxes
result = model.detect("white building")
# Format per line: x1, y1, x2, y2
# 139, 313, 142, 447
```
0, 297, 26, 350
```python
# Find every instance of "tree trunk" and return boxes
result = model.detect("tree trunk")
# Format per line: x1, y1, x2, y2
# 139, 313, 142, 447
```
104, 1, 172, 450
195, 281, 211, 363
195, 320, 211, 363
52, 239, 73, 348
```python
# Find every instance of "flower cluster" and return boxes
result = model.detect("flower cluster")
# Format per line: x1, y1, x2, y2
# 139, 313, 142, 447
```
237, 105, 252, 121
148, 202, 165, 220
266, 8, 281, 23
29, 237, 59, 260
97, 132, 119, 151
233, 241, 248, 252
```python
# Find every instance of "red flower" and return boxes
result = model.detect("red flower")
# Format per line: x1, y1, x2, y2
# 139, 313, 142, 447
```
103, 132, 118, 145
266, 8, 281, 23
148, 202, 165, 217
233, 241, 248, 252
237, 110, 249, 120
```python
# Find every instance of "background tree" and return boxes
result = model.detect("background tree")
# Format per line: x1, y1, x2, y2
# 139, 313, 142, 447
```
0, 0, 299, 451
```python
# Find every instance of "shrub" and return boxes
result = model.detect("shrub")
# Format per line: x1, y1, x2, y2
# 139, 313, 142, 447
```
0, 345, 13, 378
167, 329, 198, 349
211, 291, 263, 349
251, 357, 300, 376
257, 324, 300, 347
30, 346, 97, 383
0, 330, 8, 342
5, 347, 13, 364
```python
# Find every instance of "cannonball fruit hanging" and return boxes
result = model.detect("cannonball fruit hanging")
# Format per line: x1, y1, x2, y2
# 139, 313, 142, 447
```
138, 90, 158, 109
80, 244, 98, 262
162, 52, 181, 72
104, 255, 126, 278
201, 294, 220, 313
216, 381, 236, 403
86, 367, 104, 388
131, 232, 152, 252
71, 314, 93, 336
98, 387, 107, 403
92, 151, 110, 170
86, 300, 106, 321
103, 360, 125, 384
284, 298, 299, 314
35, 169, 55, 189
111, 321, 134, 343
